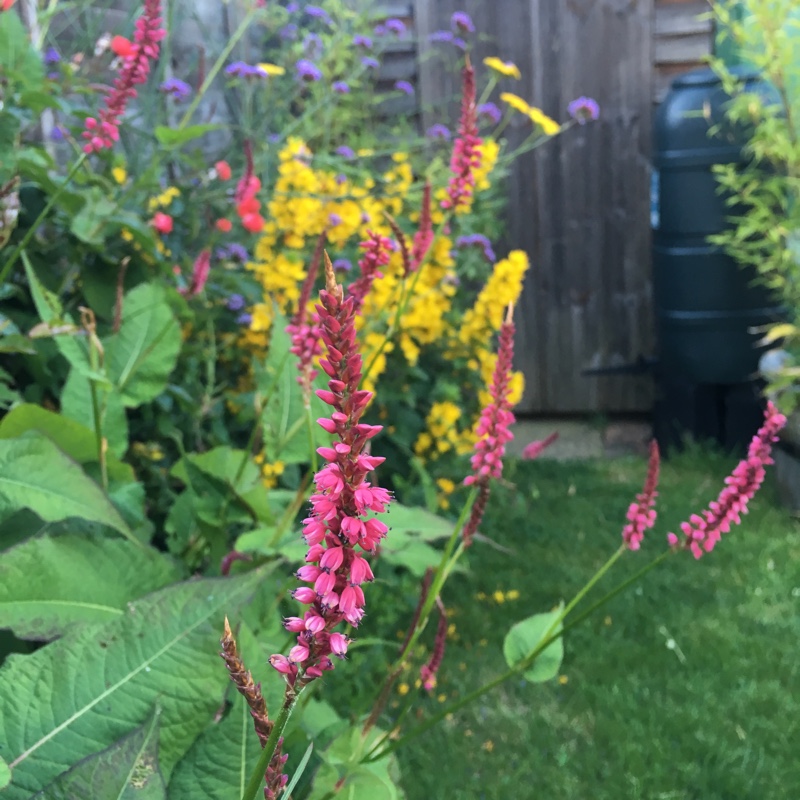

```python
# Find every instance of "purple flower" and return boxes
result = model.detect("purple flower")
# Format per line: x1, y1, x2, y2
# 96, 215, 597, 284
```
328, 212, 343, 226
429, 30, 466, 50
160, 78, 192, 100
336, 145, 356, 160
50, 125, 66, 142
268, 133, 281, 144
567, 96, 600, 124
305, 5, 331, 24
237, 313, 253, 326
226, 61, 266, 78
227, 293, 246, 311
373, 24, 387, 35
353, 34, 372, 49
384, 18, 406, 34
394, 80, 414, 96
478, 102, 502, 125
456, 233, 496, 262
296, 59, 323, 82
361, 56, 380, 70
335, 173, 347, 184
44, 47, 60, 65
217, 243, 249, 263
286, 2, 299, 12
426, 123, 451, 140
332, 80, 350, 94
332, 258, 352, 272
451, 11, 474, 33
280, 23, 298, 40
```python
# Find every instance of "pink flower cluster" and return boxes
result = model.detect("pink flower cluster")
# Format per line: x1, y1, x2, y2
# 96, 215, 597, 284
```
667, 401, 786, 559
409, 182, 434, 274
442, 59, 482, 213
348, 231, 393, 314
464, 312, 516, 487
82, 0, 164, 153
270, 259, 391, 687
287, 233, 326, 399
621, 440, 660, 551
420, 607, 447, 691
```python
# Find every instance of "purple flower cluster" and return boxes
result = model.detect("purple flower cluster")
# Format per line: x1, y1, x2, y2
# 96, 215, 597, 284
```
451, 11, 474, 33
332, 258, 352, 272
227, 293, 246, 312
305, 5, 332, 25
394, 80, 414, 96
216, 243, 249, 262
426, 123, 451, 141
226, 61, 268, 78
477, 102, 502, 125
456, 233, 496, 262
428, 30, 466, 50
335, 145, 356, 160
361, 56, 380, 70
332, 80, 350, 94
376, 18, 406, 36
353, 34, 372, 49
567, 96, 600, 124
296, 58, 323, 82
160, 77, 191, 100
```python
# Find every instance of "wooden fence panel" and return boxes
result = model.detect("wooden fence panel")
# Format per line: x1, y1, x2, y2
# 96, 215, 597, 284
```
415, 0, 656, 413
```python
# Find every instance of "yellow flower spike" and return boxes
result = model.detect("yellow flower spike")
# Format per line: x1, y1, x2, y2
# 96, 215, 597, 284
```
500, 92, 532, 116
258, 62, 285, 76
484, 57, 521, 79
111, 166, 127, 184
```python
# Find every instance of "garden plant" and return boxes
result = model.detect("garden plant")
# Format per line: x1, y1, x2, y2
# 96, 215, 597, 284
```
0, 1, 789, 798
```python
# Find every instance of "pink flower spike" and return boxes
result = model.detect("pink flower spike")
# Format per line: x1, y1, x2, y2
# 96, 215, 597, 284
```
666, 402, 785, 557
522, 431, 559, 460
330, 632, 350, 657
621, 440, 660, 551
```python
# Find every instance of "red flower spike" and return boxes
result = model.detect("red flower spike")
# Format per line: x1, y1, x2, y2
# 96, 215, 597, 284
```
349, 230, 392, 315
410, 181, 433, 274
420, 604, 448, 691
215, 159, 232, 181
270, 253, 392, 688
82, 1, 164, 153
110, 36, 135, 58
521, 431, 559, 460
442, 56, 482, 213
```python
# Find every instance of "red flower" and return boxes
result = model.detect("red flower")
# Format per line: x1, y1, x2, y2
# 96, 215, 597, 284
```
215, 160, 232, 181
241, 212, 265, 233
621, 440, 660, 551
152, 211, 173, 234
1, 0, 18, 11
215, 218, 232, 233
110, 35, 135, 58
236, 196, 261, 217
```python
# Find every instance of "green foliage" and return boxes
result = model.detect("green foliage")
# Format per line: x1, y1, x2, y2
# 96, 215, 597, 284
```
0, 533, 183, 640
34, 711, 165, 800
0, 569, 267, 798
503, 605, 565, 683
0, 434, 132, 538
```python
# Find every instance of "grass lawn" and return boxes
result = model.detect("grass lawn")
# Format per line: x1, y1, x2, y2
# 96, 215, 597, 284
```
390, 448, 800, 799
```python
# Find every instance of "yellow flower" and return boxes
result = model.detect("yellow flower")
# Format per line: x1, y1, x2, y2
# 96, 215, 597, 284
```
528, 106, 561, 136
397, 683, 410, 696
260, 460, 285, 489
258, 62, 285, 76
506, 589, 520, 601
493, 590, 505, 604
484, 57, 521, 80
147, 186, 180, 212
111, 166, 127, 184
500, 92, 532, 116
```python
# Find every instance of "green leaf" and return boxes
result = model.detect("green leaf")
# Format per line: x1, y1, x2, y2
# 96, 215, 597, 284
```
0, 568, 269, 798
33, 710, 165, 800
105, 284, 182, 407
0, 404, 98, 463
69, 187, 117, 246
0, 434, 133, 541
171, 447, 261, 496
154, 124, 223, 148
0, 756, 10, 790
0, 533, 183, 640
166, 696, 261, 800
60, 370, 130, 458
379, 539, 443, 578
0, 12, 45, 90
503, 605, 565, 683
383, 504, 454, 544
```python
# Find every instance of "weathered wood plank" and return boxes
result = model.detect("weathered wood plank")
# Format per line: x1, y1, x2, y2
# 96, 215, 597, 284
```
655, 31, 712, 64
655, 0, 711, 36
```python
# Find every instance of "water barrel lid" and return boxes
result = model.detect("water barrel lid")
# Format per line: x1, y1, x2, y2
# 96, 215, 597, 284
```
671, 65, 761, 90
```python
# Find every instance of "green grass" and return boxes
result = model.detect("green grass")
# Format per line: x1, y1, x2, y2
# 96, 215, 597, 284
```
385, 449, 800, 799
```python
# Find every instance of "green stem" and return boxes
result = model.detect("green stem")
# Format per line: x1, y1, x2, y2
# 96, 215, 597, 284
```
0, 153, 87, 286
177, 7, 259, 130
241, 685, 303, 800
89, 380, 108, 491
365, 547, 675, 763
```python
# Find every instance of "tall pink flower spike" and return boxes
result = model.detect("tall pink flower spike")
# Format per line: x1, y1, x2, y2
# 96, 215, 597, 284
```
462, 304, 516, 546
621, 440, 660, 551
442, 55, 482, 213
82, 0, 165, 153
348, 230, 393, 316
270, 253, 391, 687
667, 401, 786, 559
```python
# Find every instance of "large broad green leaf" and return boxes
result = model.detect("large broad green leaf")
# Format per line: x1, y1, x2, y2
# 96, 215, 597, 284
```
69, 187, 117, 246
0, 568, 268, 798
154, 124, 223, 148
502, 605, 565, 683
0, 434, 133, 541
0, 755, 10, 790
166, 696, 261, 800
0, 12, 45, 90
376, 504, 455, 577
34, 710, 165, 800
105, 284, 182, 407
0, 533, 183, 640
171, 447, 261, 496
60, 369, 130, 458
